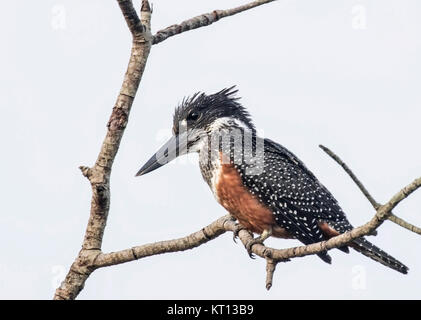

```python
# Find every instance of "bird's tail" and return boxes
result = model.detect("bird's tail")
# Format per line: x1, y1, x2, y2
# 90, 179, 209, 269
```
350, 237, 408, 274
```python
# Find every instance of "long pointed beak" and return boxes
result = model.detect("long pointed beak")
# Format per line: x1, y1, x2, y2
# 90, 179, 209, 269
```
135, 131, 189, 177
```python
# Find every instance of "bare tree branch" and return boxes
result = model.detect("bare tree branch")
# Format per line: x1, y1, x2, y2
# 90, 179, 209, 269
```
265, 259, 277, 290
117, 0, 143, 37
65, 175, 420, 292
319, 144, 421, 235
388, 214, 421, 235
319, 145, 380, 207
94, 215, 231, 267
53, 0, 153, 300
152, 0, 277, 45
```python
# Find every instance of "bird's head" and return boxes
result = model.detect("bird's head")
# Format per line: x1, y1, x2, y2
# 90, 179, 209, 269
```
136, 86, 254, 177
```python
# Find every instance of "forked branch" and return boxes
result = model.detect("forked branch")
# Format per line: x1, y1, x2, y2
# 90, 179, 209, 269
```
319, 145, 421, 235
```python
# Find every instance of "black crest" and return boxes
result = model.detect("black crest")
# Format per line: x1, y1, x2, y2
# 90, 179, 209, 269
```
173, 86, 255, 134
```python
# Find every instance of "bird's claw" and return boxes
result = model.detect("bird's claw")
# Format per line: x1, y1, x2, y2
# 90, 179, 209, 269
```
245, 228, 272, 258
232, 223, 245, 243
245, 237, 265, 259
229, 215, 237, 222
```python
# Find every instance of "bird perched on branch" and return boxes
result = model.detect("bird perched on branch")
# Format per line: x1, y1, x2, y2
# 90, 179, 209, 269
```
136, 87, 408, 274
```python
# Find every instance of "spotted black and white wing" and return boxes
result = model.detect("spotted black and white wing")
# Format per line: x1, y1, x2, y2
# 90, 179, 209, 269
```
235, 138, 351, 263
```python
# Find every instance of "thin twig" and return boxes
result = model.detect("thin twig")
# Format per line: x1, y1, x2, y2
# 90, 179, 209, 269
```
319, 145, 380, 207
152, 0, 277, 45
389, 214, 421, 235
319, 144, 421, 235
265, 259, 277, 290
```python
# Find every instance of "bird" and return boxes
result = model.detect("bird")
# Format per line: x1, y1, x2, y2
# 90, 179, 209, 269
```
136, 86, 408, 274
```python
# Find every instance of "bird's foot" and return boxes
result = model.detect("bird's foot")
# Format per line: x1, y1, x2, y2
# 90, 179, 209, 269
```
245, 228, 272, 259
245, 238, 262, 259
232, 223, 246, 243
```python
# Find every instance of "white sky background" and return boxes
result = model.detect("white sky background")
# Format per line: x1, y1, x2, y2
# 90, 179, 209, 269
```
0, 0, 420, 299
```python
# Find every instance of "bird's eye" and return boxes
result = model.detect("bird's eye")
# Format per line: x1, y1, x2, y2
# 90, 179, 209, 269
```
187, 112, 200, 121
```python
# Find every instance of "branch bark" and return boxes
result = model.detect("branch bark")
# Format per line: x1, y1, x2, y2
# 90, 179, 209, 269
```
94, 215, 231, 267
54, 1, 152, 300
117, 0, 144, 37
265, 259, 277, 290
152, 0, 277, 45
